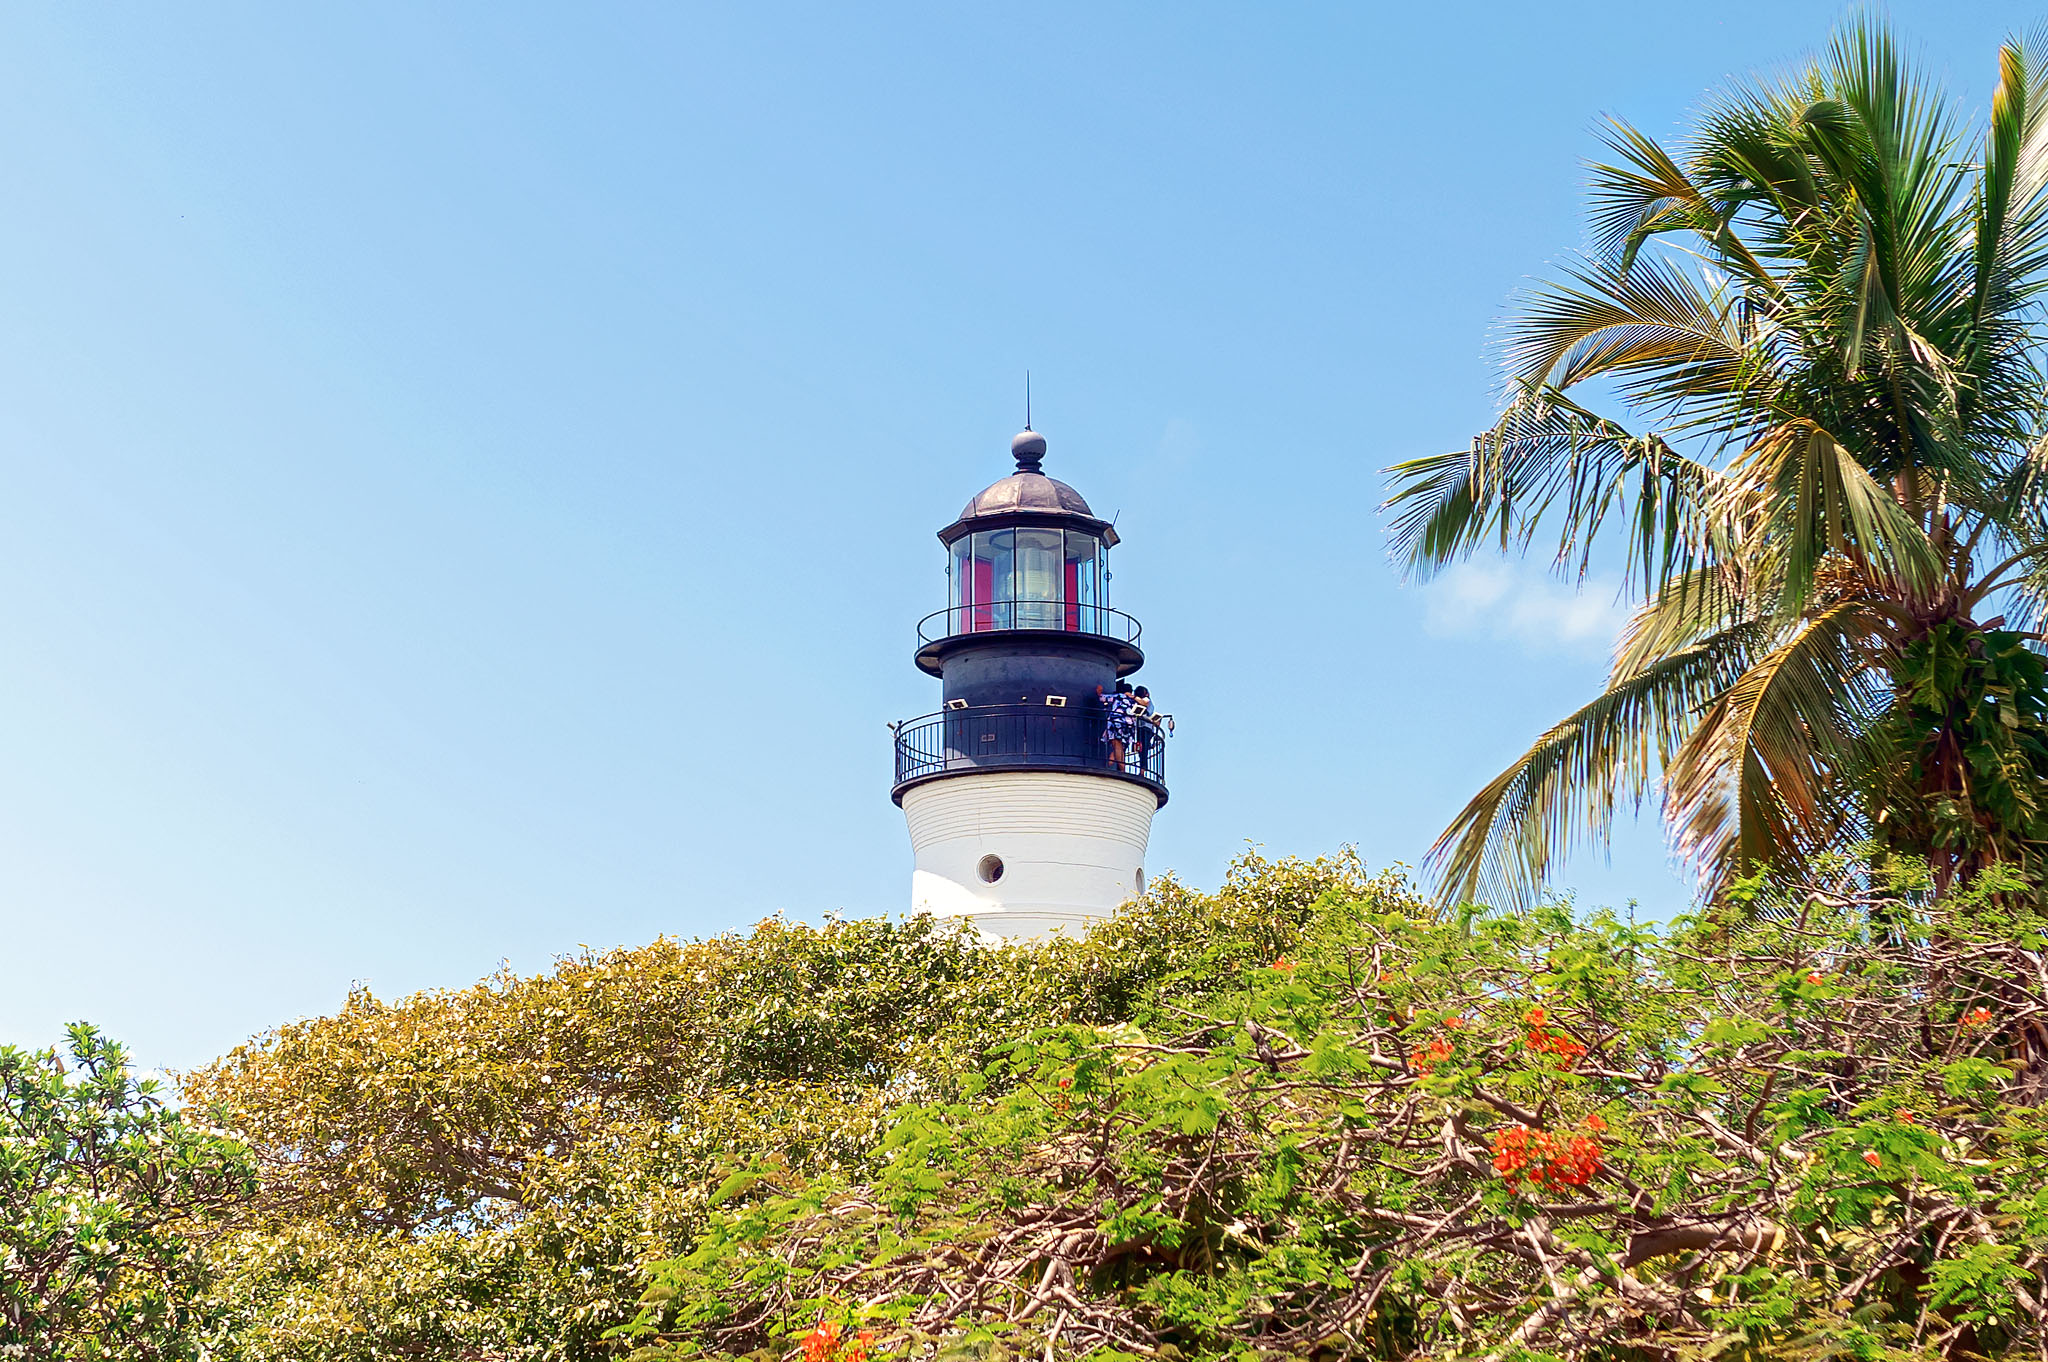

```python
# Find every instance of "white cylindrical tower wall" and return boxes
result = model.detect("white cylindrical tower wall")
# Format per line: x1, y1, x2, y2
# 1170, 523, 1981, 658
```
901, 771, 1154, 940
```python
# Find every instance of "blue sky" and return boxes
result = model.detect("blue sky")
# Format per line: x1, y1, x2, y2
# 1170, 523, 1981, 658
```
0, 1, 2028, 1072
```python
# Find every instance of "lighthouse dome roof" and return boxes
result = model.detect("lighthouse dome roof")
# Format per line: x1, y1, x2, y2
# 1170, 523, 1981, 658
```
942, 428, 1115, 544
955, 469, 1096, 522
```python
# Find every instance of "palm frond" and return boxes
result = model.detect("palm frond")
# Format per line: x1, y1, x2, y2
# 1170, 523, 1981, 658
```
1427, 626, 1762, 908
1718, 418, 1943, 608
1964, 31, 2048, 428
1664, 601, 1890, 892
1508, 254, 1758, 414
1585, 118, 1780, 294
1384, 389, 1721, 592
1609, 565, 1772, 683
1691, 77, 1832, 249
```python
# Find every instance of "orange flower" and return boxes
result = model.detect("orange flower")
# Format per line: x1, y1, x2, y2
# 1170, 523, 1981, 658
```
1272, 957, 1295, 971
1489, 1123, 1602, 1192
1522, 1006, 1587, 1066
1412, 1037, 1455, 1074
800, 1322, 874, 1362
1962, 1007, 1994, 1028
1806, 971, 1824, 985
1442, 1016, 1465, 1029
801, 1322, 843, 1362
1554, 1134, 1602, 1186
1861, 1150, 1882, 1169
1895, 1108, 1915, 1125
1584, 1112, 1607, 1132
1545, 1034, 1588, 1064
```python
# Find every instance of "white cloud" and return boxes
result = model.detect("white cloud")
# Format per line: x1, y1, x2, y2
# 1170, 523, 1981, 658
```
1420, 562, 1628, 658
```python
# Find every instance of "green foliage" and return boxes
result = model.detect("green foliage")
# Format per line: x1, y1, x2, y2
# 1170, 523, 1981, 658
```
58, 841, 2030, 1359
181, 850, 1381, 1359
1874, 620, 2048, 871
0, 1023, 253, 1359
613, 855, 2048, 1361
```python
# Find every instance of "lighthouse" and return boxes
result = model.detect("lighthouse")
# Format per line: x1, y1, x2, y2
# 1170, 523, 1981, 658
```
889, 427, 1168, 940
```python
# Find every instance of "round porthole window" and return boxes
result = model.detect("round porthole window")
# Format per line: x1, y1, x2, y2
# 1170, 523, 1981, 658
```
977, 854, 1005, 884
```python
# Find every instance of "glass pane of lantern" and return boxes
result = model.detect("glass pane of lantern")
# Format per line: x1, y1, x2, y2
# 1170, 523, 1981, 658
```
968, 530, 1001, 632
1064, 531, 1100, 632
973, 528, 1014, 629
949, 536, 972, 635
1014, 528, 1061, 629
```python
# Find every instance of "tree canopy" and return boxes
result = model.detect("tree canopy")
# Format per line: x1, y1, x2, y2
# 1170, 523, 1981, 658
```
174, 854, 1358, 1360
1, 849, 2041, 1359
0, 850, 1994, 1359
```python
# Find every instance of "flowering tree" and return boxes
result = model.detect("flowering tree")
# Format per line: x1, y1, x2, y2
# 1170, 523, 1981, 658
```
620, 856, 2048, 1360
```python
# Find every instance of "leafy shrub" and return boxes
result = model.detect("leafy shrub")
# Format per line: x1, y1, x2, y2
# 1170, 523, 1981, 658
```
0, 1024, 253, 1360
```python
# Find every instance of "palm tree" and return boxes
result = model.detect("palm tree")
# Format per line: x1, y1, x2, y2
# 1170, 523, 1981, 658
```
1385, 19, 2048, 908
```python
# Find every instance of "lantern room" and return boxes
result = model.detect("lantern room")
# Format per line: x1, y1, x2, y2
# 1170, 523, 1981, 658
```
944, 522, 1107, 635
914, 429, 1142, 678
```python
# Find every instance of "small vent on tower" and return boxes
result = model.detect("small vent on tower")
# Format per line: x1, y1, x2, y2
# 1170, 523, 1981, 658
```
945, 699, 969, 711
1044, 695, 1067, 707
977, 854, 1005, 883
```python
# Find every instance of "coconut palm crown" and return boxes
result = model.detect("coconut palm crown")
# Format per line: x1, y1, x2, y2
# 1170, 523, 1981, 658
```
1386, 20, 2048, 908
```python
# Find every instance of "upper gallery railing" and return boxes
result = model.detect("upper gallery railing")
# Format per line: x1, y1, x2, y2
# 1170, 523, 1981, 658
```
915, 603, 1143, 649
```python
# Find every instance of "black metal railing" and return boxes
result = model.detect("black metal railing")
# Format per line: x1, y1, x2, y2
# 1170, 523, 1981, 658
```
915, 603, 1143, 649
891, 702, 1168, 793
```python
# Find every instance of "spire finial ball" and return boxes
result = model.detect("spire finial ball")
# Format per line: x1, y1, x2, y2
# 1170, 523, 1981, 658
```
1010, 428, 1047, 473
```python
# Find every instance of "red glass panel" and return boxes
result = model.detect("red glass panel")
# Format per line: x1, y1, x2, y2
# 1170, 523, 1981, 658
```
972, 559, 994, 631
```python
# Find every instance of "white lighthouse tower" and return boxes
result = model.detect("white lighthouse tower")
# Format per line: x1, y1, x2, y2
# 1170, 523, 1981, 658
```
889, 427, 1167, 940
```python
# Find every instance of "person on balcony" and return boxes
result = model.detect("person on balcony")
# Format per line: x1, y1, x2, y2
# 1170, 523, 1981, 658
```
1098, 681, 1137, 771
1132, 685, 1161, 774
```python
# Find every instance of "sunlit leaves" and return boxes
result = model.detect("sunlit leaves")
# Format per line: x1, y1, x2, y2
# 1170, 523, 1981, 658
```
0, 1026, 253, 1358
